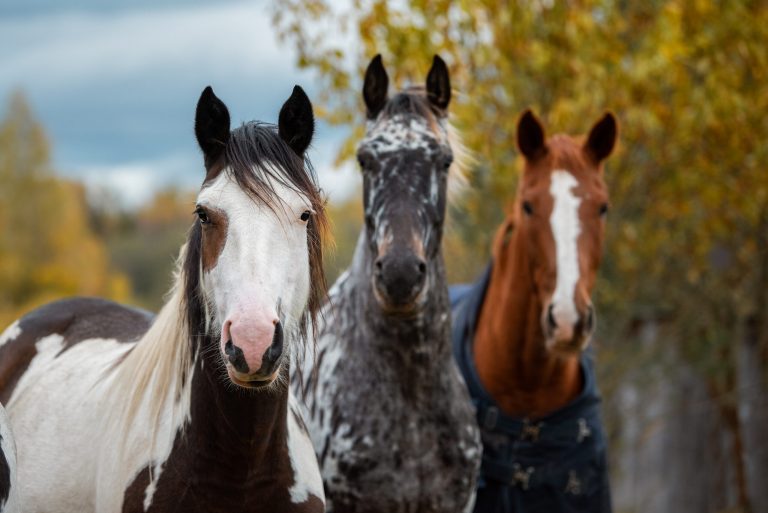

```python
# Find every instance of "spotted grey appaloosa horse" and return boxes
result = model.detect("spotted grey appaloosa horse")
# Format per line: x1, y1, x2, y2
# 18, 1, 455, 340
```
451, 110, 618, 512
0, 85, 328, 513
294, 55, 481, 513
0, 403, 18, 513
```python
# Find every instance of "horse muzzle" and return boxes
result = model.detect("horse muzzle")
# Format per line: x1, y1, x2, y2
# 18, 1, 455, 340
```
372, 250, 428, 313
543, 302, 596, 354
221, 311, 284, 388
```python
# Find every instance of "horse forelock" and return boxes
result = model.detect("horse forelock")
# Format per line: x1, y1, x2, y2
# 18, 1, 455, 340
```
365, 89, 469, 203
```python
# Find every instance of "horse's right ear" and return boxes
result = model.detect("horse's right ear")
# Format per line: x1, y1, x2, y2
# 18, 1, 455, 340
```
517, 109, 546, 160
363, 54, 389, 119
195, 86, 230, 165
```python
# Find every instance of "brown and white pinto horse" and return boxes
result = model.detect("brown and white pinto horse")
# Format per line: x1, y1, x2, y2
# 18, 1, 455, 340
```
451, 110, 618, 512
0, 85, 327, 513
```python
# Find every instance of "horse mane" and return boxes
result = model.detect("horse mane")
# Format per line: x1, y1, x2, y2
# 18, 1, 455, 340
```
107, 122, 328, 468
377, 86, 471, 201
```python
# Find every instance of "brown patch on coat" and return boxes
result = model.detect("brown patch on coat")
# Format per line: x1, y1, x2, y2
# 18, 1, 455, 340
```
200, 207, 229, 272
0, 298, 153, 404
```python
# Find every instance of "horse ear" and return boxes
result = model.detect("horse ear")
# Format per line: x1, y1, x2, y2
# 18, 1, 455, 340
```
278, 85, 315, 156
584, 112, 617, 164
195, 86, 231, 165
363, 54, 389, 119
517, 109, 546, 160
426, 55, 451, 111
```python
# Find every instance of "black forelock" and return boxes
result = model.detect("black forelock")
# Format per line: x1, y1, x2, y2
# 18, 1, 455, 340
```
223, 121, 320, 209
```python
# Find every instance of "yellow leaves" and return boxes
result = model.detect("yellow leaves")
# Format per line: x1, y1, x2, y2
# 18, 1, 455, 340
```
0, 93, 131, 321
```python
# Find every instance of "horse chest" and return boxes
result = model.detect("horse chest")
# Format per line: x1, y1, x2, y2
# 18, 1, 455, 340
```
121, 386, 323, 513
311, 338, 479, 513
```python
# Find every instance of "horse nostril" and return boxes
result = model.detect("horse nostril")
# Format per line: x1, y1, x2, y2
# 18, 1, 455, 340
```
224, 339, 249, 374
375, 259, 383, 273
547, 304, 557, 330
417, 261, 426, 275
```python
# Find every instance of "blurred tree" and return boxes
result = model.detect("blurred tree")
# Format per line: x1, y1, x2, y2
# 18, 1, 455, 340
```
0, 92, 130, 327
90, 188, 195, 311
272, 1, 768, 511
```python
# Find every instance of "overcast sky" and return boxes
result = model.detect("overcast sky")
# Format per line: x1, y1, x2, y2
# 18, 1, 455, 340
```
0, 0, 359, 207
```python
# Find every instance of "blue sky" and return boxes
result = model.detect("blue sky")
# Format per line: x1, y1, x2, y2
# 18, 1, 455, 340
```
0, 0, 359, 206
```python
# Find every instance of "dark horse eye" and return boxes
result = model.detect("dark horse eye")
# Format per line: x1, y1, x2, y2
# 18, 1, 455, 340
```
195, 207, 210, 224
599, 203, 609, 216
522, 201, 534, 216
300, 211, 311, 222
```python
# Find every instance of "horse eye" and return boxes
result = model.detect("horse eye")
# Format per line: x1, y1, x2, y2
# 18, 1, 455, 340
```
599, 203, 609, 216
195, 207, 210, 224
300, 211, 311, 222
522, 201, 534, 216
443, 157, 453, 171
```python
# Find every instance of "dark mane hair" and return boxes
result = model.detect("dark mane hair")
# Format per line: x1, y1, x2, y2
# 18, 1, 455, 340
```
184, 121, 329, 353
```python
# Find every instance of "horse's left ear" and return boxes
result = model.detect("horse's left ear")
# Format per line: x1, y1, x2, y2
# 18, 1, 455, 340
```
426, 55, 451, 111
279, 85, 315, 156
195, 86, 231, 165
584, 112, 617, 164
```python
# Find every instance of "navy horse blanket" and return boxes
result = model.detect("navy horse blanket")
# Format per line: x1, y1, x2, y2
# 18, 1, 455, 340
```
450, 266, 612, 513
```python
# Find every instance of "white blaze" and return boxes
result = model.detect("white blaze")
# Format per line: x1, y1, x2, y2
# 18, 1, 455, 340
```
549, 170, 582, 331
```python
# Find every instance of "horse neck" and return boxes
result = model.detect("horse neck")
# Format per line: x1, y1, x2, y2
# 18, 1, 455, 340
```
347, 230, 452, 361
473, 223, 582, 419
189, 347, 290, 467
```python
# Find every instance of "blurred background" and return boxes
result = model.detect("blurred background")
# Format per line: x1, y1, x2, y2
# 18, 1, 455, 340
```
1, 1, 766, 512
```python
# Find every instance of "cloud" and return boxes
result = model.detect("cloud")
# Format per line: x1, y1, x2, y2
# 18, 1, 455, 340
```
0, 0, 360, 206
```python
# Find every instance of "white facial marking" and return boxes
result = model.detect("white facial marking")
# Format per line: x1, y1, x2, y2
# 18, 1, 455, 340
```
549, 170, 582, 330
0, 320, 22, 348
287, 395, 324, 504
197, 168, 312, 368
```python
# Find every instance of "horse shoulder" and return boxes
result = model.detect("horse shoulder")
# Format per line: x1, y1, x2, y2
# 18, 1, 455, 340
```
0, 297, 154, 403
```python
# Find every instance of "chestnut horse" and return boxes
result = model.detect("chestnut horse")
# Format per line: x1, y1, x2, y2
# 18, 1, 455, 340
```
0, 85, 327, 513
451, 110, 617, 512
295, 55, 481, 513
0, 403, 18, 513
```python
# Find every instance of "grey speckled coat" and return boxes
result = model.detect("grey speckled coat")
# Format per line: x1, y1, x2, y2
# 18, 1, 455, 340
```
293, 56, 481, 513
296, 234, 480, 513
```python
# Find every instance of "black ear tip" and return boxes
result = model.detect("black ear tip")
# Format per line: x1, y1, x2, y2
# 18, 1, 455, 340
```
605, 112, 618, 132
519, 109, 536, 125
432, 54, 447, 68
199, 86, 215, 100
290, 85, 310, 103
367, 54, 385, 71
